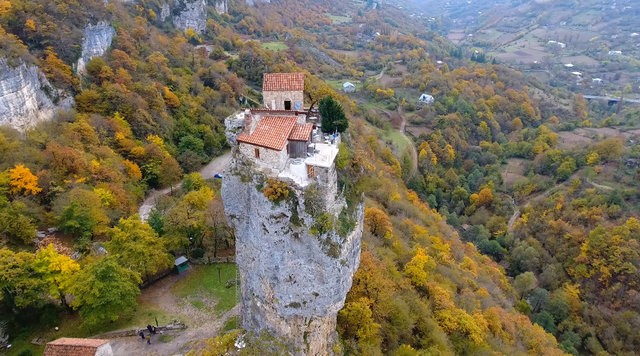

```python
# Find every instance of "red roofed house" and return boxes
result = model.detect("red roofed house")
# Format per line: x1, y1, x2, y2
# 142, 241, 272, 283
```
236, 115, 313, 170
263, 72, 305, 110
44, 338, 112, 356
227, 72, 338, 188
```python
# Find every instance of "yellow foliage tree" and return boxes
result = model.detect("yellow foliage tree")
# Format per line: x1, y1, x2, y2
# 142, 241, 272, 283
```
8, 164, 42, 195
404, 247, 436, 288
364, 207, 392, 238
0, 0, 11, 16
33, 244, 80, 307
163, 87, 181, 108
25, 19, 36, 31
123, 160, 142, 181
586, 151, 600, 166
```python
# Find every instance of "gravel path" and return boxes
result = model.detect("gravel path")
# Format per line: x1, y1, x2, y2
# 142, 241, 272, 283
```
138, 151, 232, 221
109, 273, 240, 356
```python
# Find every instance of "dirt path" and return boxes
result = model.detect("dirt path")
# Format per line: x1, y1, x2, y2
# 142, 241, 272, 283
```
507, 198, 520, 234
109, 273, 240, 356
381, 106, 418, 175
586, 179, 614, 191
397, 106, 418, 174
139, 151, 232, 221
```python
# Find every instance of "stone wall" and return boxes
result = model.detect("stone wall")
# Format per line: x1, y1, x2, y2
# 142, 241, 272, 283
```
263, 90, 304, 110
222, 155, 363, 355
239, 142, 288, 171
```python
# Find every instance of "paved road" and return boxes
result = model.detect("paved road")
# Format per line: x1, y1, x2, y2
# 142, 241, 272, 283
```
138, 151, 232, 221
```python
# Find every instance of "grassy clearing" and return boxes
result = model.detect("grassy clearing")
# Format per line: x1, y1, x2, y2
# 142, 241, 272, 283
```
326, 79, 362, 92
223, 315, 241, 331
261, 41, 288, 52
326, 13, 352, 24
380, 128, 412, 156
172, 264, 239, 316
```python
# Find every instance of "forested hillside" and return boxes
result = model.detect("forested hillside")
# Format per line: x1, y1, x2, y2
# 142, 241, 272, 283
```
0, 0, 636, 355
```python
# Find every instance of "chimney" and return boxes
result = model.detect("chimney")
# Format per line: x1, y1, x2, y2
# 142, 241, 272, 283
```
244, 109, 253, 133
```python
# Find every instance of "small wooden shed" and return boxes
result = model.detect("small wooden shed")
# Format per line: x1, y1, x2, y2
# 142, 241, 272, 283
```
175, 256, 189, 274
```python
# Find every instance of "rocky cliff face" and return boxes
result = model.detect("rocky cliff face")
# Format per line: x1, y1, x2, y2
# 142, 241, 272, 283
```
222, 156, 363, 355
77, 22, 115, 73
172, 0, 208, 33
245, 0, 271, 5
213, 0, 228, 14
0, 60, 65, 131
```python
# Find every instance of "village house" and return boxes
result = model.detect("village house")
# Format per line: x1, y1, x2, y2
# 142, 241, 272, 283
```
419, 93, 435, 105
230, 72, 339, 188
343, 82, 356, 93
44, 338, 112, 356
262, 72, 305, 110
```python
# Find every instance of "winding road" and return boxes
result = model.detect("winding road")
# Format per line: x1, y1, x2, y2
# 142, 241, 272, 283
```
138, 151, 232, 221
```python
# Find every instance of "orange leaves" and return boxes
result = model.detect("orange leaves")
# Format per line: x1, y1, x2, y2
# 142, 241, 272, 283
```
262, 179, 290, 202
123, 160, 142, 182
41, 46, 78, 90
0, 0, 11, 16
364, 207, 392, 238
470, 186, 494, 207
162, 87, 181, 108
24, 19, 36, 31
8, 164, 41, 196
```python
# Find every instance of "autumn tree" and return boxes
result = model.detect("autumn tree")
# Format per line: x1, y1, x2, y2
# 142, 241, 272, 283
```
32, 244, 80, 307
0, 200, 37, 244
55, 188, 109, 243
41, 47, 78, 91
164, 187, 215, 251
68, 257, 141, 325
0, 249, 47, 309
7, 164, 41, 196
0, 1, 11, 16
364, 207, 392, 238
338, 297, 382, 352
106, 216, 173, 280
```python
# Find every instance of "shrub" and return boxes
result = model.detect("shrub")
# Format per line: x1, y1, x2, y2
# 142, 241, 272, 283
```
191, 247, 205, 259
262, 179, 290, 202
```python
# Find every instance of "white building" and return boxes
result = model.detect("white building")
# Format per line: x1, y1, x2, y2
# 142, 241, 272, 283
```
342, 82, 356, 93
418, 93, 434, 105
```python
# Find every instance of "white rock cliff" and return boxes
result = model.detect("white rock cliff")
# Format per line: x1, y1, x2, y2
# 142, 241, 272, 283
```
77, 22, 115, 73
0, 60, 62, 131
172, 0, 208, 33
222, 155, 363, 355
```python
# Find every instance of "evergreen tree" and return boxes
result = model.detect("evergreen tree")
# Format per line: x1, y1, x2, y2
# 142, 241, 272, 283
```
319, 96, 348, 133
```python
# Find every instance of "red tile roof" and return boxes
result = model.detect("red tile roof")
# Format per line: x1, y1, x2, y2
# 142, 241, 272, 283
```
263, 73, 305, 92
289, 123, 314, 141
237, 116, 297, 151
44, 338, 110, 356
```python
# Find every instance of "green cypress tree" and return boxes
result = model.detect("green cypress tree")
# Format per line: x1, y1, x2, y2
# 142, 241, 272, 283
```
319, 96, 348, 133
